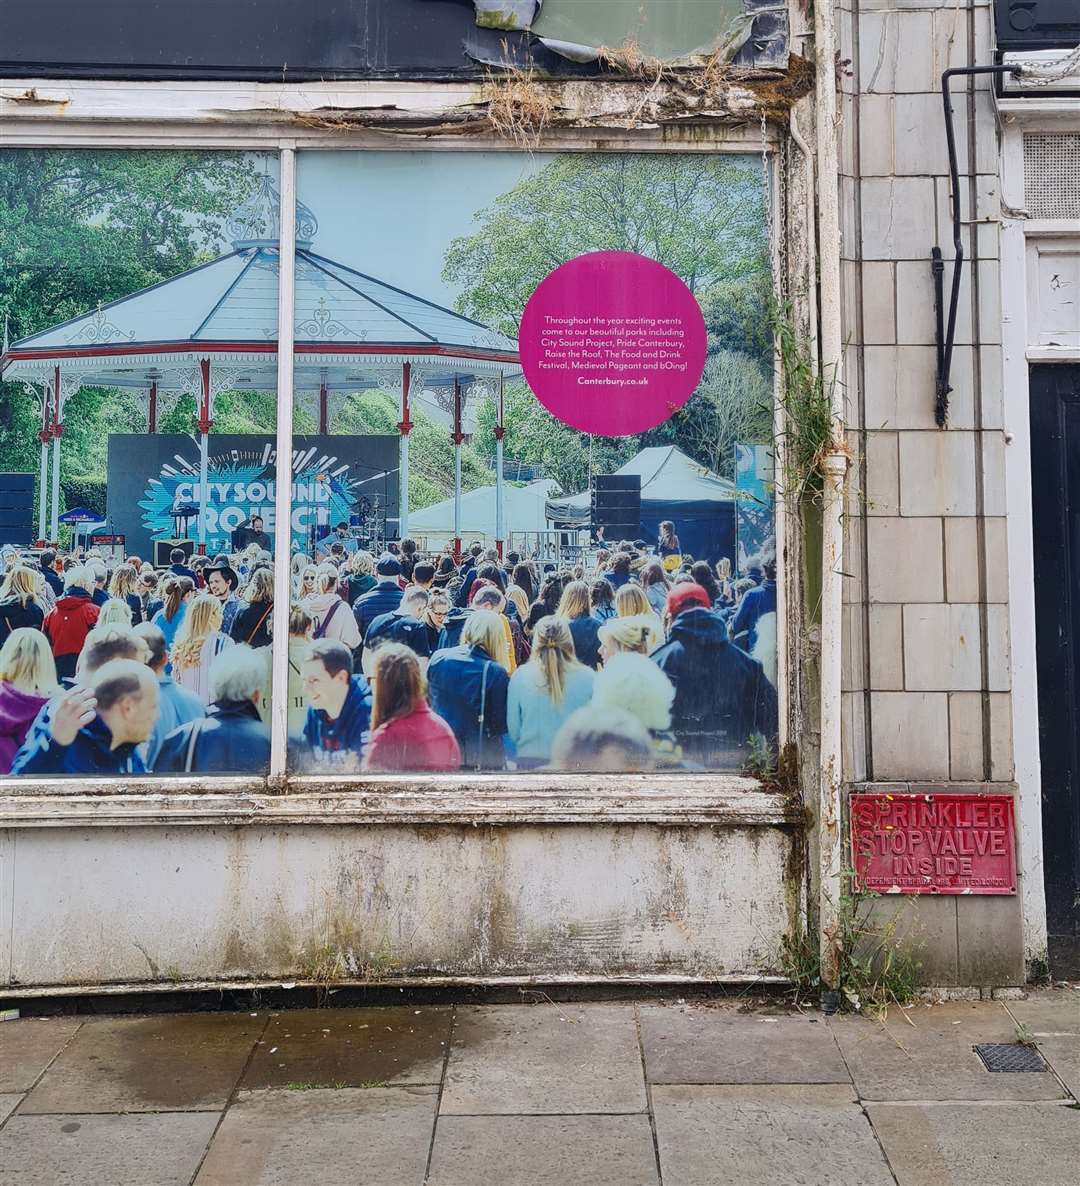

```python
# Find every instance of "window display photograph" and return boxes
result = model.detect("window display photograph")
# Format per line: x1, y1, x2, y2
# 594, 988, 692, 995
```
0, 149, 280, 777
286, 150, 779, 776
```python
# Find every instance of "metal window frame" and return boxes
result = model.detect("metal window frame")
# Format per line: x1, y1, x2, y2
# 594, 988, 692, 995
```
0, 88, 787, 812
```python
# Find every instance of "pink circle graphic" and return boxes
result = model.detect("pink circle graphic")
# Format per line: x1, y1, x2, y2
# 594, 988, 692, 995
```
519, 251, 707, 436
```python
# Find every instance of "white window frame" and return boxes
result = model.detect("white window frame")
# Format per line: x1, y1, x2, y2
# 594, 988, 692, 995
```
0, 82, 787, 816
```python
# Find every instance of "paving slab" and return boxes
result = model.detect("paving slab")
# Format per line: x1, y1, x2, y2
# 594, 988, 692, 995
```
652, 1084, 895, 1186
241, 1006, 450, 1089
1007, 987, 1080, 1035
441, 1004, 646, 1115
0, 1097, 21, 1126
1035, 1035, 1080, 1099
193, 1086, 436, 1186
829, 1001, 1064, 1100
0, 1111, 218, 1186
868, 1102, 1080, 1186
640, 1003, 850, 1084
20, 1012, 264, 1114
0, 1019, 81, 1092
427, 1114, 658, 1186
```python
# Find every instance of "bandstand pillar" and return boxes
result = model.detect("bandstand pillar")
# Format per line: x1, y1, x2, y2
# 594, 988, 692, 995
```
147, 381, 158, 434
197, 358, 213, 554
397, 362, 412, 540
37, 382, 51, 543
494, 373, 505, 559
49, 366, 63, 542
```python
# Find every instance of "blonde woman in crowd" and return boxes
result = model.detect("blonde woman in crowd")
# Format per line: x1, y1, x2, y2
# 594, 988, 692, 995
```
108, 563, 144, 624
614, 582, 664, 642
302, 564, 361, 650
597, 614, 662, 663
231, 567, 274, 648
556, 579, 602, 669
0, 628, 59, 772
469, 585, 516, 673
345, 549, 377, 601
507, 616, 595, 769
287, 605, 314, 734
0, 565, 47, 635
171, 593, 234, 703
590, 651, 677, 765
290, 553, 314, 599
96, 597, 134, 628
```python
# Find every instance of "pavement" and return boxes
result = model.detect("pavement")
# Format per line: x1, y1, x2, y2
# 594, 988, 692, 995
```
0, 986, 1076, 1185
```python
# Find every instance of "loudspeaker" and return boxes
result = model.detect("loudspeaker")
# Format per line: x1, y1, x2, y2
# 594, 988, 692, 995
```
154, 538, 195, 567
590, 474, 641, 541
0, 474, 35, 548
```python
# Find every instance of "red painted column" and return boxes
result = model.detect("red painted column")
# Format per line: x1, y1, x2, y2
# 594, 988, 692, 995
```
318, 371, 328, 435
452, 377, 464, 560
147, 381, 158, 434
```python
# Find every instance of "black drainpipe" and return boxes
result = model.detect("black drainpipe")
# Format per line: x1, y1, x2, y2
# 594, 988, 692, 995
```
932, 64, 1020, 428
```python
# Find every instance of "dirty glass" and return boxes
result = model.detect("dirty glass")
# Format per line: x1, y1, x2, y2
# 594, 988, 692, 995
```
0, 149, 281, 779
286, 150, 778, 777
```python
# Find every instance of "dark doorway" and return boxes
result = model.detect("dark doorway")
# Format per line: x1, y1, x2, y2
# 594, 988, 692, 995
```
1030, 363, 1080, 975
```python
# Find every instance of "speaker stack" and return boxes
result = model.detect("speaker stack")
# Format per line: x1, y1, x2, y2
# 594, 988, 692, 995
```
0, 474, 35, 548
590, 474, 641, 543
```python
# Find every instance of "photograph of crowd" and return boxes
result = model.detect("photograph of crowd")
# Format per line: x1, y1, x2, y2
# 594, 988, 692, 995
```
0, 147, 779, 778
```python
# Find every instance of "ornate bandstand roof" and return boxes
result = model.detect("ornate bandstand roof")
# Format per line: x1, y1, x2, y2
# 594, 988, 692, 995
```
0, 176, 520, 402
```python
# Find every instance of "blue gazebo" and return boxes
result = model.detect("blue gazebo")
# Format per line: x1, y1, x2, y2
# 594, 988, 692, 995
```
0, 177, 520, 554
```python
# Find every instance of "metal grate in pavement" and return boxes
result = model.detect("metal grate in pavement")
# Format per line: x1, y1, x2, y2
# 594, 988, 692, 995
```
974, 1043, 1047, 1073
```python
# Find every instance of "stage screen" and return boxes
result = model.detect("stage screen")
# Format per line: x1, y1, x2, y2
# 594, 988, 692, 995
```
106, 434, 399, 560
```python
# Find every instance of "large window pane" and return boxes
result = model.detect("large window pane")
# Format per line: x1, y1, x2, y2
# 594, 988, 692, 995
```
288, 150, 777, 777
0, 149, 280, 779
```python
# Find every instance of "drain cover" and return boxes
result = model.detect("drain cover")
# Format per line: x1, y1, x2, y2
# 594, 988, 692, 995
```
974, 1043, 1047, 1073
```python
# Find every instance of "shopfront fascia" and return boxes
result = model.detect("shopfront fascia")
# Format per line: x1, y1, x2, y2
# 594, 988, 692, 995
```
0, 75, 819, 994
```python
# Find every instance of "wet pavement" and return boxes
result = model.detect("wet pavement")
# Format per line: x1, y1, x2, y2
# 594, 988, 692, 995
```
0, 987, 1076, 1185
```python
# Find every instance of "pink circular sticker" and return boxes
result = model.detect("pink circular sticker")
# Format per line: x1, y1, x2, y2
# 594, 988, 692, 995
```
519, 251, 707, 436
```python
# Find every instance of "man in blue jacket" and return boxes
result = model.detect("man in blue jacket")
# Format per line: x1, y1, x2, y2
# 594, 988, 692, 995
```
651, 583, 777, 767
352, 555, 405, 644
298, 639, 372, 772
11, 658, 159, 776
730, 556, 777, 652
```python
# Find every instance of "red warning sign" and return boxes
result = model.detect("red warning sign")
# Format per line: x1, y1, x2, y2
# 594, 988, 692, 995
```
850, 793, 1017, 895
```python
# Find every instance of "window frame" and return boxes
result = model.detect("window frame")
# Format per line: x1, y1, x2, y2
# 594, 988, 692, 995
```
0, 92, 787, 810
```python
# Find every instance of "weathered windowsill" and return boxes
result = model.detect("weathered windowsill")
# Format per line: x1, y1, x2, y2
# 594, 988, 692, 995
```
0, 772, 798, 827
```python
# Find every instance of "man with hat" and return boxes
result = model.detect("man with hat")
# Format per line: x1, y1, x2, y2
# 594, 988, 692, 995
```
206, 562, 243, 635
650, 582, 777, 766
351, 553, 405, 650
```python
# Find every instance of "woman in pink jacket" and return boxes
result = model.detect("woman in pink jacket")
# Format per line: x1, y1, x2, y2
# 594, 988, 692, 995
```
362, 643, 460, 772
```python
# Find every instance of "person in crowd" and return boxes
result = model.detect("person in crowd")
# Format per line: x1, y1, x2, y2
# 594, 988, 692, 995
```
170, 592, 234, 703
353, 554, 405, 642
504, 580, 530, 624
591, 651, 677, 764
421, 589, 451, 656
752, 612, 778, 689
556, 580, 602, 670
290, 553, 312, 599
0, 628, 59, 772
411, 562, 435, 591
614, 582, 664, 640
652, 583, 777, 764
603, 552, 633, 591
287, 606, 314, 735
130, 622, 205, 767
206, 564, 242, 635
38, 549, 63, 599
168, 547, 198, 583
509, 562, 535, 609
550, 705, 655, 772
432, 554, 457, 590
398, 537, 418, 582
299, 639, 372, 772
231, 567, 274, 648
0, 565, 47, 636
470, 585, 516, 671
153, 645, 270, 773
151, 574, 194, 660
526, 573, 564, 638
640, 561, 671, 616
108, 563, 144, 625
589, 578, 617, 623
455, 543, 488, 606
730, 556, 777, 652
690, 560, 723, 608
12, 658, 158, 776
43, 565, 101, 680
85, 561, 108, 608
507, 616, 594, 769
138, 569, 163, 621
363, 585, 430, 673
317, 521, 357, 560
303, 565, 361, 652
597, 613, 662, 662
714, 557, 736, 608
96, 597, 133, 628
362, 643, 460, 772
427, 609, 510, 770
296, 562, 318, 603
346, 550, 378, 602
657, 520, 682, 570
242, 514, 273, 552
191, 554, 212, 590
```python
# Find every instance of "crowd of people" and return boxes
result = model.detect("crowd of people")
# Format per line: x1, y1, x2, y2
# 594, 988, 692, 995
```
0, 521, 778, 778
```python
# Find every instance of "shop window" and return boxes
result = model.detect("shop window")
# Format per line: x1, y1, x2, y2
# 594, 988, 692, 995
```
0, 149, 280, 779
286, 150, 778, 778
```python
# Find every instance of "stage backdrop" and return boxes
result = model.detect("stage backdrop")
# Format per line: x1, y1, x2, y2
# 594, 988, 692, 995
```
106, 434, 399, 559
